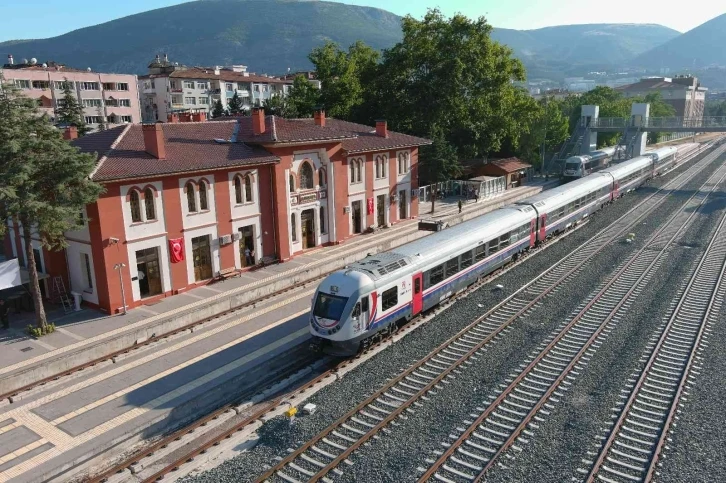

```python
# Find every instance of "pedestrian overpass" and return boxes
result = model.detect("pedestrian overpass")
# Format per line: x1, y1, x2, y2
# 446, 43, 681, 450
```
546, 102, 726, 175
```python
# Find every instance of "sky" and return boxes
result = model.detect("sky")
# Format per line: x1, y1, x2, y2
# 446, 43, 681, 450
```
2, 0, 725, 42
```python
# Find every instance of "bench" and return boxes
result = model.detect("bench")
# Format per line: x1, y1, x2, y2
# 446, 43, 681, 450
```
217, 267, 240, 281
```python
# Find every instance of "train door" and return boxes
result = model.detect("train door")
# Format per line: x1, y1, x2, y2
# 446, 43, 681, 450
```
412, 273, 423, 316
539, 213, 547, 241
529, 219, 537, 247
613, 181, 620, 199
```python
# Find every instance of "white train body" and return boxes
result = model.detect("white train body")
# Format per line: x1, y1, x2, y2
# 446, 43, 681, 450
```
310, 142, 702, 355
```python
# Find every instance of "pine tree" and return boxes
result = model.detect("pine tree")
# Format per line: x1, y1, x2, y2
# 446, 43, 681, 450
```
227, 91, 243, 115
55, 78, 91, 136
0, 76, 104, 329
96, 105, 107, 131
212, 99, 225, 118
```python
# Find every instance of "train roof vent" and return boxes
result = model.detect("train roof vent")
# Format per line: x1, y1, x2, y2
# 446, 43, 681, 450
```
534, 201, 546, 208
378, 259, 408, 276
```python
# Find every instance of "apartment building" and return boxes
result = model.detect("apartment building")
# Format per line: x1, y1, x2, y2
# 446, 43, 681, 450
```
138, 54, 311, 122
0, 55, 141, 130
617, 75, 707, 119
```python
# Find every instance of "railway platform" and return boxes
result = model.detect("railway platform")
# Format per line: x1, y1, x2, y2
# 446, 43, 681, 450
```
0, 180, 555, 483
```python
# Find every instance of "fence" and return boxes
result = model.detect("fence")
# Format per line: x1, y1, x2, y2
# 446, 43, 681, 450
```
418, 176, 507, 203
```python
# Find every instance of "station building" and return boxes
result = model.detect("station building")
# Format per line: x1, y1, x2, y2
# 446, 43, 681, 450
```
3, 108, 430, 314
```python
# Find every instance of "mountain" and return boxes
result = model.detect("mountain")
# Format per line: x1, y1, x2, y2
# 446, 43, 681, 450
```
632, 13, 726, 69
493, 23, 680, 68
0, 1, 679, 77
0, 0, 403, 75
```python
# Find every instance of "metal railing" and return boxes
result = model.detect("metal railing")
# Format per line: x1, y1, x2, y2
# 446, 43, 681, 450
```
590, 116, 726, 129
418, 176, 508, 203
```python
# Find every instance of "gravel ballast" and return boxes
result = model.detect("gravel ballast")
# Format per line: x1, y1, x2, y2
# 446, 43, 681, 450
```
181, 149, 725, 483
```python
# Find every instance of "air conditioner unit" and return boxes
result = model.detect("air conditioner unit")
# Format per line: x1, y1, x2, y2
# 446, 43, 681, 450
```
232, 232, 241, 242
219, 234, 232, 245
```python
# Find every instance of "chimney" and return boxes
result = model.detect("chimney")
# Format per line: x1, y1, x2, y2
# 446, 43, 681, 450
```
142, 123, 166, 159
314, 108, 325, 127
7, 54, 13, 65
252, 107, 265, 135
62, 126, 78, 140
376, 119, 388, 138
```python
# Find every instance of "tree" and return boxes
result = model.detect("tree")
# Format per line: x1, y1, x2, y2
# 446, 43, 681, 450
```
263, 94, 289, 117
96, 105, 107, 131
211, 99, 225, 119
227, 91, 243, 115
517, 96, 570, 168
372, 9, 530, 162
55, 79, 91, 136
563, 87, 632, 147
419, 125, 460, 214
309, 40, 379, 120
285, 75, 321, 118
0, 79, 104, 329
637, 92, 676, 144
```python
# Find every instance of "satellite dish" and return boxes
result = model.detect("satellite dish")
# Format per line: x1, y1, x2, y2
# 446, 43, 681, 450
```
42, 63, 48, 68
87, 67, 91, 72
22, 58, 28, 64
30, 58, 37, 64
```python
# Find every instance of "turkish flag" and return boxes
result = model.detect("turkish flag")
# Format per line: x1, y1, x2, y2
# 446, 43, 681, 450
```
169, 238, 185, 263
367, 198, 374, 215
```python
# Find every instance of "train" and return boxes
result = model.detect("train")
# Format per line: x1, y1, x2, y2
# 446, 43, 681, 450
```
309, 143, 701, 356
563, 146, 624, 179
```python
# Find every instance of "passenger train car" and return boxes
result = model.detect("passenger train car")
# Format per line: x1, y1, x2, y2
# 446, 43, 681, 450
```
310, 143, 703, 355
563, 146, 622, 179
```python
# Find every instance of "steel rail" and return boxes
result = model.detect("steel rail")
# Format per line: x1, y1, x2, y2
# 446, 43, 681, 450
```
586, 208, 726, 483
255, 145, 725, 483
417, 161, 726, 483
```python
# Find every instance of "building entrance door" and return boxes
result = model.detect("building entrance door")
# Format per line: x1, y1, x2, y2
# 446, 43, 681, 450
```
301, 209, 316, 249
136, 247, 162, 297
398, 189, 407, 220
352, 201, 362, 234
239, 225, 255, 267
377, 194, 386, 227
191, 235, 213, 281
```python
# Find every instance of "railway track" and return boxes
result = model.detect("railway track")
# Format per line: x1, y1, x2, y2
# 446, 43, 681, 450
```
584, 194, 726, 482
251, 149, 726, 483
415, 157, 726, 483
85, 142, 722, 483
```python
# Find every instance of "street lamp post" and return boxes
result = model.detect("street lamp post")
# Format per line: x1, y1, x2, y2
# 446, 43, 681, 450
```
113, 262, 127, 315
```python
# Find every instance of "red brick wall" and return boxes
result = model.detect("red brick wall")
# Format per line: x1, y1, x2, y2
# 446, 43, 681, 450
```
388, 152, 398, 223
411, 147, 419, 218
214, 171, 235, 270
364, 153, 374, 227
160, 176, 188, 293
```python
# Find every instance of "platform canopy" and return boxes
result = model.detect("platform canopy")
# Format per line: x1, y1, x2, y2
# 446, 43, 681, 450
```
0, 258, 22, 291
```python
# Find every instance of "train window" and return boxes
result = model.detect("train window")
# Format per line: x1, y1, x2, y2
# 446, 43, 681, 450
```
414, 278, 421, 294
460, 250, 473, 270
500, 232, 510, 248
361, 296, 369, 312
352, 303, 361, 318
382, 287, 398, 311
446, 258, 459, 278
474, 245, 486, 262
520, 223, 529, 238
489, 238, 500, 254
428, 264, 445, 286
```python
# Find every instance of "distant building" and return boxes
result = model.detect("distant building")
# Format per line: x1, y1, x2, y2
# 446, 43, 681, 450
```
0, 54, 141, 131
138, 54, 319, 123
532, 89, 578, 101
460, 158, 533, 189
564, 77, 596, 92
616, 75, 707, 119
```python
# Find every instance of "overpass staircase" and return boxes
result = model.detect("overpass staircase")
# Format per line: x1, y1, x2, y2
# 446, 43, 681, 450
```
546, 124, 586, 175
612, 124, 642, 163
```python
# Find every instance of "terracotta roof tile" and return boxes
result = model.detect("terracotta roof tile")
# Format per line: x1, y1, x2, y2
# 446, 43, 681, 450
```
325, 119, 432, 153
165, 67, 291, 85
72, 122, 278, 182
486, 157, 531, 172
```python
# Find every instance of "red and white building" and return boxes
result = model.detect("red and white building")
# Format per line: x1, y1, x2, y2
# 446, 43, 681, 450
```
4, 108, 430, 314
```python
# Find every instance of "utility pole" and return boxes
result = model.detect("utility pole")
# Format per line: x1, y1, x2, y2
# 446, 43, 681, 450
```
541, 95, 548, 176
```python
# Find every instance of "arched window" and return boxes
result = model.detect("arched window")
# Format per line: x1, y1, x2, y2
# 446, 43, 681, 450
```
290, 213, 297, 242
244, 175, 253, 202
375, 159, 380, 179
375, 155, 387, 179
199, 181, 208, 210
350, 161, 356, 182
289, 174, 295, 193
234, 176, 243, 204
186, 182, 197, 212
129, 190, 142, 223
356, 160, 362, 183
144, 188, 156, 220
318, 169, 325, 187
300, 162, 314, 190
320, 207, 326, 234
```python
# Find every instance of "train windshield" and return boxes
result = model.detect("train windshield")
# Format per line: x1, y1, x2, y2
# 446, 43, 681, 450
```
313, 292, 349, 320
565, 162, 580, 171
